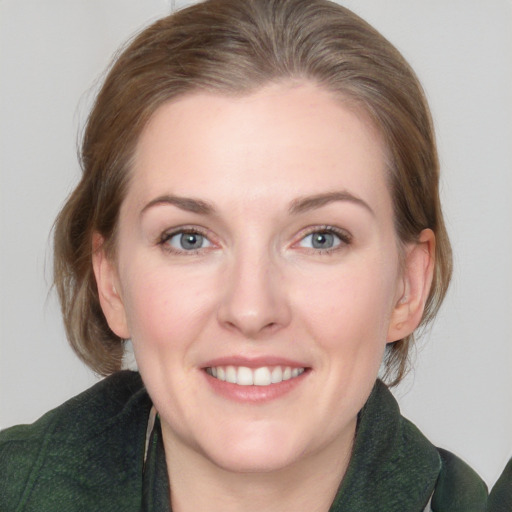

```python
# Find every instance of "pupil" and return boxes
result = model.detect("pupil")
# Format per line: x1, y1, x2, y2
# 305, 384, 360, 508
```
312, 232, 333, 249
181, 233, 202, 250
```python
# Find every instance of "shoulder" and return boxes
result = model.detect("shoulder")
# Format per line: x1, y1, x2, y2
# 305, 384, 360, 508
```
428, 447, 488, 511
332, 381, 488, 510
488, 458, 512, 512
0, 371, 150, 512
369, 382, 488, 511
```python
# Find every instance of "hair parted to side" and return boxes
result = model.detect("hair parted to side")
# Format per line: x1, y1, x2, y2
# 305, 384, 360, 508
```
53, 0, 452, 384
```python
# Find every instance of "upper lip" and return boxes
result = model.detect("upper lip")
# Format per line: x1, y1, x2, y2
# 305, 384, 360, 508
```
202, 356, 310, 369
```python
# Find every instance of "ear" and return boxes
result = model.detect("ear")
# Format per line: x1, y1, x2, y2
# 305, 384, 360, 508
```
92, 233, 131, 339
387, 229, 435, 343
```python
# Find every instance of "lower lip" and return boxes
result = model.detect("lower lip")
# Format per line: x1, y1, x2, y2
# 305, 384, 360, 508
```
203, 369, 310, 403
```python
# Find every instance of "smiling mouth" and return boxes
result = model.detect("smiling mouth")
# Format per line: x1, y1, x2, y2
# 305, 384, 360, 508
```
205, 365, 306, 386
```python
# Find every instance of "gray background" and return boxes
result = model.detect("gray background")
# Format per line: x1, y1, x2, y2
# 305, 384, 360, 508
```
1, 0, 511, 487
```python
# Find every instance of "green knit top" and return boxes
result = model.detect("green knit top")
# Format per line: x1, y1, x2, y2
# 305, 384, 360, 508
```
0, 371, 488, 511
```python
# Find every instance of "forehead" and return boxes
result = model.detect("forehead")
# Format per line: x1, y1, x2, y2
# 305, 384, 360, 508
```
128, 82, 391, 215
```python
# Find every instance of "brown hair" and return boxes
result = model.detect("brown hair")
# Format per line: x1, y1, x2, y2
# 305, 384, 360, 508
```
53, 0, 452, 384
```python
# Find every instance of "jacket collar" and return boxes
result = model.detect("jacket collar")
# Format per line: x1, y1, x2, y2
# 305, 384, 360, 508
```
142, 416, 171, 512
142, 380, 441, 511
329, 380, 440, 510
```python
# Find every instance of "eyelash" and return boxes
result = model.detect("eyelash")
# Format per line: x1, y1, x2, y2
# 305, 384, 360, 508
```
157, 225, 352, 256
295, 225, 352, 254
158, 226, 214, 255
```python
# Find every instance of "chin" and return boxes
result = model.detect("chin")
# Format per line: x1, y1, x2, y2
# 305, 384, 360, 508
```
207, 446, 301, 474
198, 425, 306, 474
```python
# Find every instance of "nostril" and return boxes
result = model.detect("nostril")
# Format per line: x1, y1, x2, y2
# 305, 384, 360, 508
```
216, 274, 292, 336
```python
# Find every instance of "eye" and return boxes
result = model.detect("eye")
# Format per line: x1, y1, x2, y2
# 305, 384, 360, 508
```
297, 228, 351, 252
160, 229, 212, 252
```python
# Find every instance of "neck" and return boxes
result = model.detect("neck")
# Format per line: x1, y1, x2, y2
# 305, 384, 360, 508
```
162, 421, 355, 512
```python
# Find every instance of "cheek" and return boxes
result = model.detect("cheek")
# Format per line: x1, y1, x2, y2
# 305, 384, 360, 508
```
295, 257, 398, 354
120, 263, 217, 351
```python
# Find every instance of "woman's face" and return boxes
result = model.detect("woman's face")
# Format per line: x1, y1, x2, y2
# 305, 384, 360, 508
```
95, 82, 426, 474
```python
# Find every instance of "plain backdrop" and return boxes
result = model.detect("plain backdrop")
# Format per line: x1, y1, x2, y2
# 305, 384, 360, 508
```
1, 0, 511, 488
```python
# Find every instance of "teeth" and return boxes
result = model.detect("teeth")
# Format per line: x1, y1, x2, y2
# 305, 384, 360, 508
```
271, 366, 283, 383
225, 366, 237, 384
206, 365, 305, 386
237, 367, 253, 386
254, 367, 271, 386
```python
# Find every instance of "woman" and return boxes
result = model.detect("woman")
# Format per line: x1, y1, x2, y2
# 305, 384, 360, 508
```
0, 0, 488, 510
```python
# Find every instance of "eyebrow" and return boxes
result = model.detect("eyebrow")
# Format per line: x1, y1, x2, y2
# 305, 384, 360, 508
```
140, 195, 215, 216
140, 190, 374, 217
289, 191, 375, 216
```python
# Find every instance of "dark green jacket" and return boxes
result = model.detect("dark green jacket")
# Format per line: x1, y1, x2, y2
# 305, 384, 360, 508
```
0, 371, 487, 511
488, 458, 512, 512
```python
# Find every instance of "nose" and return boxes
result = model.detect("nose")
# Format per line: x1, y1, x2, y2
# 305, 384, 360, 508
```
217, 249, 291, 339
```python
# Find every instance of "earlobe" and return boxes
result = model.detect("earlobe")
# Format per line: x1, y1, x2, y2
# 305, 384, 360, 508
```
387, 229, 435, 342
92, 233, 131, 339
